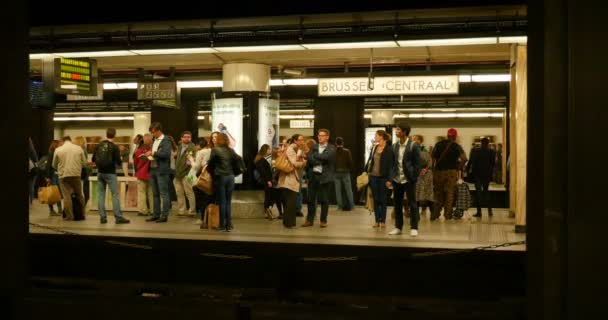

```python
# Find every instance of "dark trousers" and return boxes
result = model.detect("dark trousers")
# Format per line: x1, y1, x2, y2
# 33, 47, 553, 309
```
215, 175, 235, 229
150, 171, 171, 219
281, 188, 297, 227
193, 186, 213, 218
306, 177, 331, 223
263, 185, 273, 208
393, 181, 419, 230
369, 176, 388, 223
475, 179, 492, 215
271, 188, 284, 214
59, 176, 85, 221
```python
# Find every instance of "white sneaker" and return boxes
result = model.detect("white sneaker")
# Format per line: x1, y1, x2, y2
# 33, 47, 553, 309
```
388, 228, 402, 235
410, 229, 419, 237
194, 219, 203, 225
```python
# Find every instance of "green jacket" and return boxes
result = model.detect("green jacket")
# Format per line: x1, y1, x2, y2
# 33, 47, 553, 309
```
175, 142, 197, 179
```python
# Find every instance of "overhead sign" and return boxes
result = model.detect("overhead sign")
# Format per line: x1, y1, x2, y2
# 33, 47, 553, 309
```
67, 84, 104, 101
54, 57, 98, 95
290, 120, 313, 128
318, 76, 459, 96
137, 80, 177, 100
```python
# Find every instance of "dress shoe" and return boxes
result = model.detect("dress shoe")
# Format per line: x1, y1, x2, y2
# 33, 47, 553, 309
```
146, 217, 159, 222
488, 210, 494, 217
301, 221, 313, 227
473, 213, 482, 218
320, 222, 327, 228
116, 217, 130, 224
373, 223, 380, 228
137, 212, 149, 216
155, 218, 168, 223
100, 218, 107, 224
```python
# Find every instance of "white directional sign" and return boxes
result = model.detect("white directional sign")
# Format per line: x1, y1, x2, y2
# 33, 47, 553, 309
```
318, 75, 459, 96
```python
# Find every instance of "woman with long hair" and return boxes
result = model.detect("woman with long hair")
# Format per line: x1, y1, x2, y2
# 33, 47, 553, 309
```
255, 144, 275, 220
277, 134, 307, 228
192, 133, 217, 225
208, 133, 237, 232
134, 133, 154, 216
364, 130, 394, 229
46, 140, 63, 216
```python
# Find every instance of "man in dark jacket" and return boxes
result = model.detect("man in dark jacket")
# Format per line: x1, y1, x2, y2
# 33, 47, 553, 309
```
467, 137, 496, 218
174, 131, 197, 216
302, 129, 336, 228
333, 137, 355, 211
92, 128, 130, 224
145, 122, 173, 223
388, 123, 421, 237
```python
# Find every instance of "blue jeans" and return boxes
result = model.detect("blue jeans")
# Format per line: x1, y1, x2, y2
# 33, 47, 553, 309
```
215, 175, 235, 229
369, 176, 388, 223
334, 172, 355, 209
295, 186, 303, 214
97, 173, 124, 220
150, 171, 171, 219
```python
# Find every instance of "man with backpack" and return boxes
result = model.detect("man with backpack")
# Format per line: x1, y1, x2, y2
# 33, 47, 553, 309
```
92, 128, 130, 224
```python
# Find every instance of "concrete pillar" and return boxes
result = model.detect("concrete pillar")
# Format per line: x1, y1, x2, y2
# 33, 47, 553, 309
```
509, 44, 527, 232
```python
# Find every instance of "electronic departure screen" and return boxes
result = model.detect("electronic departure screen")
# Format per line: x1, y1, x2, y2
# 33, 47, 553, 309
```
54, 57, 98, 95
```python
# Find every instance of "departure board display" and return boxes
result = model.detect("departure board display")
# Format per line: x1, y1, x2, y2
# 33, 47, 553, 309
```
54, 58, 98, 95
138, 80, 180, 108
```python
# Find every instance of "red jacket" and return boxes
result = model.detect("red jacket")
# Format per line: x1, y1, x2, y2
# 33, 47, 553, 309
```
133, 146, 151, 180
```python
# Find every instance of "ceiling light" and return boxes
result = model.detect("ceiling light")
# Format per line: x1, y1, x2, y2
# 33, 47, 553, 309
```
178, 80, 223, 88
404, 113, 504, 118
364, 114, 372, 119
55, 112, 149, 116
397, 37, 497, 47
103, 82, 138, 90
214, 45, 304, 52
197, 116, 205, 120
55, 51, 137, 58
499, 36, 528, 44
130, 48, 217, 55
471, 74, 511, 82
279, 115, 315, 119
282, 68, 304, 76
459, 75, 472, 83
302, 41, 397, 50
54, 116, 135, 121
29, 53, 56, 59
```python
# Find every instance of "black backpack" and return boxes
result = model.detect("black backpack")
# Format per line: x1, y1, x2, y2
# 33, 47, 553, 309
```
231, 150, 247, 176
94, 141, 115, 168
36, 155, 50, 177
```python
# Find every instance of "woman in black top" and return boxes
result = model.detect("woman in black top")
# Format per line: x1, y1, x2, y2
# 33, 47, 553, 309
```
364, 130, 395, 229
208, 133, 236, 232
255, 144, 275, 220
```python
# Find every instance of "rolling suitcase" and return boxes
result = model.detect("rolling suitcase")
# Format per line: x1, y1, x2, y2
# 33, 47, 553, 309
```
72, 193, 85, 221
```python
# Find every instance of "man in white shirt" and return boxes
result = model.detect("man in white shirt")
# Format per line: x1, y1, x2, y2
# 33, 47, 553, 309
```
52, 136, 87, 221
387, 123, 422, 237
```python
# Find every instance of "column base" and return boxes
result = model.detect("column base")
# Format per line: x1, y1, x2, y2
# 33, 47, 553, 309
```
515, 224, 526, 234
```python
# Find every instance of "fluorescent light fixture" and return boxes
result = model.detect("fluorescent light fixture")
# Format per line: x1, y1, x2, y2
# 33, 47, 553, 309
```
197, 116, 205, 120
56, 112, 149, 116
29, 53, 57, 59
214, 45, 304, 52
499, 36, 527, 44
54, 116, 135, 121
398, 37, 497, 47
364, 114, 372, 119
459, 75, 472, 83
56, 50, 137, 58
279, 115, 315, 119
403, 113, 504, 118
103, 82, 138, 90
130, 48, 217, 55
178, 80, 223, 88
471, 74, 511, 82
302, 41, 397, 50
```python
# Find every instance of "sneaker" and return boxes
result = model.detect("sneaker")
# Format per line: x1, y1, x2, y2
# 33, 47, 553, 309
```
301, 221, 313, 227
146, 217, 159, 222
194, 219, 203, 225
265, 208, 274, 220
100, 218, 107, 224
116, 217, 130, 224
388, 228, 402, 235
410, 229, 419, 237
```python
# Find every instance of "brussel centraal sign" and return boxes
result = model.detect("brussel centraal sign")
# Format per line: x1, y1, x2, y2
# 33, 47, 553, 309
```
318, 75, 459, 96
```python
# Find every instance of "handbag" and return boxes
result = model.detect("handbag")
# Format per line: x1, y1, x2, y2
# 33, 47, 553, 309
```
201, 203, 220, 229
356, 172, 369, 191
274, 151, 294, 173
38, 184, 61, 205
195, 165, 214, 195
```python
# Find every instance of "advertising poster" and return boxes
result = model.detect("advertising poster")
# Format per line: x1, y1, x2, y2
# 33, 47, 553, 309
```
258, 98, 280, 150
364, 127, 384, 164
212, 98, 244, 183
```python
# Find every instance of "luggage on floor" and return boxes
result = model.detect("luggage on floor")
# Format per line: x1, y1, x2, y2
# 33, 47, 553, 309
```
202, 203, 220, 229
72, 193, 85, 221
453, 180, 472, 219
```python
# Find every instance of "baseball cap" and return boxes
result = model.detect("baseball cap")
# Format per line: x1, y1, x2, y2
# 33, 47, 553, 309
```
447, 128, 458, 136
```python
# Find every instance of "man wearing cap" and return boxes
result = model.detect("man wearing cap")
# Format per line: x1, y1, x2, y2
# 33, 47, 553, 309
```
431, 128, 467, 220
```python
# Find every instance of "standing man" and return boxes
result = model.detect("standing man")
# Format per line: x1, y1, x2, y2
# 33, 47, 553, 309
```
431, 128, 467, 221
302, 129, 336, 228
146, 122, 173, 223
92, 128, 130, 224
52, 136, 86, 221
467, 137, 496, 218
174, 131, 197, 217
387, 123, 421, 237
334, 137, 355, 211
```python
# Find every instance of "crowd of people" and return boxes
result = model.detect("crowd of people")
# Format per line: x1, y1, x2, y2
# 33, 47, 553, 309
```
30, 120, 498, 237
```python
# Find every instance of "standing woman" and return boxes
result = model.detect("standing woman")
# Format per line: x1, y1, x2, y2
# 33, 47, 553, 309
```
412, 135, 434, 216
192, 133, 216, 224
277, 134, 307, 228
133, 134, 154, 216
207, 133, 236, 232
365, 130, 394, 229
255, 144, 274, 220
46, 140, 63, 216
